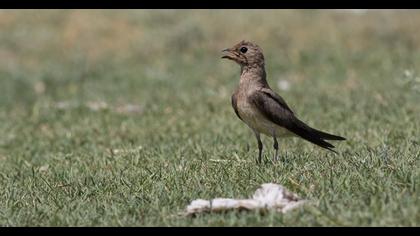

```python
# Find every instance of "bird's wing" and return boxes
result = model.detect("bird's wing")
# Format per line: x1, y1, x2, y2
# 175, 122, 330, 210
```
258, 88, 346, 141
249, 89, 338, 152
231, 92, 242, 121
250, 88, 295, 127
259, 87, 294, 114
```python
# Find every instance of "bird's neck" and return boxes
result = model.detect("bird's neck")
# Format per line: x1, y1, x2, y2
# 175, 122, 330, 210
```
239, 64, 268, 88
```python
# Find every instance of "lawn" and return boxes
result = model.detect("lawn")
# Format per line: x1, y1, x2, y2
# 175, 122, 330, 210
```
0, 10, 419, 226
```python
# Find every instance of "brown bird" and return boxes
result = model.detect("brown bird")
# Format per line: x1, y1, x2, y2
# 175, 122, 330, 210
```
222, 40, 346, 163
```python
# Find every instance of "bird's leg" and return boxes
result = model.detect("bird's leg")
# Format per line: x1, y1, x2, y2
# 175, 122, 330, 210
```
254, 131, 263, 164
273, 136, 279, 162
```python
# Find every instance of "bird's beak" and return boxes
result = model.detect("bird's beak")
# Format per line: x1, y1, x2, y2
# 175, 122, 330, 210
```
221, 48, 235, 60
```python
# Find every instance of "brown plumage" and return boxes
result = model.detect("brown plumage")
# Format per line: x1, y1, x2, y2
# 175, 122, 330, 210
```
222, 40, 346, 163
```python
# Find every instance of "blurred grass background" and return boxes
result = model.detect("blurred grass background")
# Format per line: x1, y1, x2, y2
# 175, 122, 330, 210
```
0, 10, 419, 226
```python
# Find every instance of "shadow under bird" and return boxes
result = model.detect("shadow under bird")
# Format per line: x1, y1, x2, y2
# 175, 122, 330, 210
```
221, 40, 346, 164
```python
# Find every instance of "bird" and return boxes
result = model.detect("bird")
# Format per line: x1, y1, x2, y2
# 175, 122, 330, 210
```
221, 40, 346, 164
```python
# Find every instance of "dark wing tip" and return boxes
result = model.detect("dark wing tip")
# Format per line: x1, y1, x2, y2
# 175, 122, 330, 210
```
325, 135, 346, 141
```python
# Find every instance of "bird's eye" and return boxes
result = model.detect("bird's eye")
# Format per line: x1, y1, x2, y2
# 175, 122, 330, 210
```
240, 47, 248, 53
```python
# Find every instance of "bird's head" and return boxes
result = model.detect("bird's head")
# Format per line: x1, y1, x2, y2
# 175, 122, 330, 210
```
221, 40, 265, 67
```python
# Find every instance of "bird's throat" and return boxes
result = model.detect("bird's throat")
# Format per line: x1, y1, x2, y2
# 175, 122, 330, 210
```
240, 65, 268, 88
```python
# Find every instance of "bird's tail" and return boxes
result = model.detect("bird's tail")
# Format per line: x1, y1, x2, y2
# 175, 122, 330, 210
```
308, 127, 346, 141
290, 119, 346, 153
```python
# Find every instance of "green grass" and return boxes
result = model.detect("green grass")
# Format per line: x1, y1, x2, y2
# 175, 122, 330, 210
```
0, 10, 419, 226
